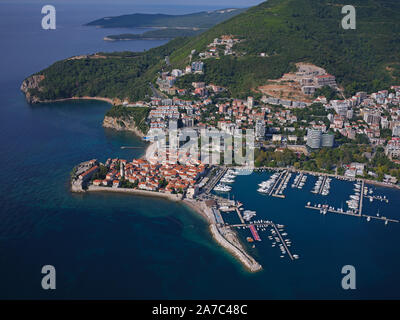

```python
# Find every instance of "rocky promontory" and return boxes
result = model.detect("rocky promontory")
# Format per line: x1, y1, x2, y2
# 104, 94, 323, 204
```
103, 115, 146, 138
20, 75, 44, 104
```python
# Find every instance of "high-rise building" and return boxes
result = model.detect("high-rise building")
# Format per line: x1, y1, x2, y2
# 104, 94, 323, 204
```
321, 133, 335, 147
306, 129, 322, 149
393, 124, 400, 137
247, 96, 254, 109
255, 120, 266, 140
191, 61, 204, 73
306, 129, 335, 148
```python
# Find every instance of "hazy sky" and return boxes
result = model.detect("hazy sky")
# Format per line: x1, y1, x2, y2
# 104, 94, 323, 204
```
9, 0, 265, 6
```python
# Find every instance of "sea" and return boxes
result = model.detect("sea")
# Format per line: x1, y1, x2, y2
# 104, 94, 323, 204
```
0, 1, 399, 299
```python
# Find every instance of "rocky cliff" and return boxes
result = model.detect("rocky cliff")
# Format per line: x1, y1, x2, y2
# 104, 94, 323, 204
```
20, 75, 44, 104
103, 116, 146, 138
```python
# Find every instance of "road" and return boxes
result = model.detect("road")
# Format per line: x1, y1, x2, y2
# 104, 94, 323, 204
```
149, 82, 166, 99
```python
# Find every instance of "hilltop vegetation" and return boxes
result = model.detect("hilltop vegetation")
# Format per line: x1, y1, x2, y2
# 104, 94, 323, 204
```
170, 0, 400, 96
86, 9, 247, 29
26, 38, 189, 103
24, 0, 400, 103
105, 105, 150, 134
105, 28, 203, 41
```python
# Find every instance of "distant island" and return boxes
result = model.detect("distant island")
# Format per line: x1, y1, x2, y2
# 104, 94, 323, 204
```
87, 8, 247, 42
86, 9, 246, 29
104, 28, 202, 41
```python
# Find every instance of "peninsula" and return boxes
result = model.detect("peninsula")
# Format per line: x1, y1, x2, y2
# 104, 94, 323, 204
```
21, 0, 400, 271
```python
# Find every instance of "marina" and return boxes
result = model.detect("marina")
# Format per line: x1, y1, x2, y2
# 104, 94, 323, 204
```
311, 175, 331, 196
229, 220, 298, 261
292, 173, 307, 189
206, 167, 398, 269
304, 178, 398, 224
257, 170, 291, 198
305, 204, 399, 224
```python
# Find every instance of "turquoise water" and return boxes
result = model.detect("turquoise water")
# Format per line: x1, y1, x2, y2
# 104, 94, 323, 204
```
1, 2, 400, 299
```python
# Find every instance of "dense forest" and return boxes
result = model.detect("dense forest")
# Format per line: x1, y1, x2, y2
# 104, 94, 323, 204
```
105, 28, 203, 41
28, 38, 189, 102
170, 0, 400, 97
26, 0, 400, 103
86, 9, 247, 29
105, 105, 150, 134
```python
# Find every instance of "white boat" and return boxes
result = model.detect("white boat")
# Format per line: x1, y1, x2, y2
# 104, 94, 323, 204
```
214, 183, 231, 192
220, 177, 235, 183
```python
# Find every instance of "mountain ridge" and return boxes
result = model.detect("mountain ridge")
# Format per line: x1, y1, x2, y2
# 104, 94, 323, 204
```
85, 8, 247, 29
22, 0, 400, 104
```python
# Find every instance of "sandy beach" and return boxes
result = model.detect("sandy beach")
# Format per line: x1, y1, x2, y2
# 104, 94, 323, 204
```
85, 185, 263, 272
87, 185, 182, 201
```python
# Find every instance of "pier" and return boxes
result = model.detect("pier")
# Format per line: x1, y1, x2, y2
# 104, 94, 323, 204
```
230, 222, 296, 261
305, 205, 399, 224
269, 170, 288, 198
235, 207, 245, 225
271, 222, 294, 261
120, 146, 145, 149
204, 167, 227, 194
292, 173, 304, 188
212, 208, 225, 225
318, 176, 327, 194
365, 195, 389, 203
358, 180, 364, 216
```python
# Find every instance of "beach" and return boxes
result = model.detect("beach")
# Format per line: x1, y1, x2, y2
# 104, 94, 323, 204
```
85, 184, 263, 273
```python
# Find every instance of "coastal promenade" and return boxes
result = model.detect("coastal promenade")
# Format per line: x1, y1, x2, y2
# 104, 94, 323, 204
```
84, 185, 263, 273
210, 225, 262, 273
184, 199, 262, 273
87, 185, 182, 201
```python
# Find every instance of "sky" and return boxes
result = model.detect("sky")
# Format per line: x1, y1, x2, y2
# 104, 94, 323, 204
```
6, 0, 265, 7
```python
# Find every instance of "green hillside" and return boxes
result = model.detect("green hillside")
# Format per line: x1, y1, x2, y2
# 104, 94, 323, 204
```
24, 1, 400, 103
170, 0, 400, 96
104, 28, 203, 41
26, 38, 188, 103
86, 8, 247, 29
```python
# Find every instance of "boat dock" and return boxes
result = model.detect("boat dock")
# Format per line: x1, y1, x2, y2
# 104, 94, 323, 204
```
235, 207, 245, 224
270, 171, 288, 198
358, 180, 364, 216
230, 222, 297, 261
305, 204, 399, 224
249, 225, 261, 241
365, 195, 389, 203
271, 222, 294, 260
204, 167, 227, 194
212, 208, 225, 225
120, 146, 145, 149
292, 173, 304, 188
318, 176, 328, 194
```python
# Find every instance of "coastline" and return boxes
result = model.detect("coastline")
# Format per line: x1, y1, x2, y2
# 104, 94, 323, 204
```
251, 166, 400, 191
87, 185, 182, 202
30, 96, 120, 106
80, 184, 263, 273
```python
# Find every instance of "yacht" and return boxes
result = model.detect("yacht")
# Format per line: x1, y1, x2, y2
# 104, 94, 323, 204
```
214, 184, 231, 192
220, 177, 235, 184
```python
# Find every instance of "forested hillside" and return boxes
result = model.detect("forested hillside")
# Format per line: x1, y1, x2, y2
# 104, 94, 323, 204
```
24, 0, 400, 103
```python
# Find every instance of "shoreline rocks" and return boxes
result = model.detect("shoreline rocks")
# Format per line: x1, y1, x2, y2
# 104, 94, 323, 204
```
103, 116, 146, 138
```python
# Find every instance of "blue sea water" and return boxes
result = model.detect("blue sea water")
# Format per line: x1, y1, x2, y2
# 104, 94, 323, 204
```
0, 1, 399, 299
